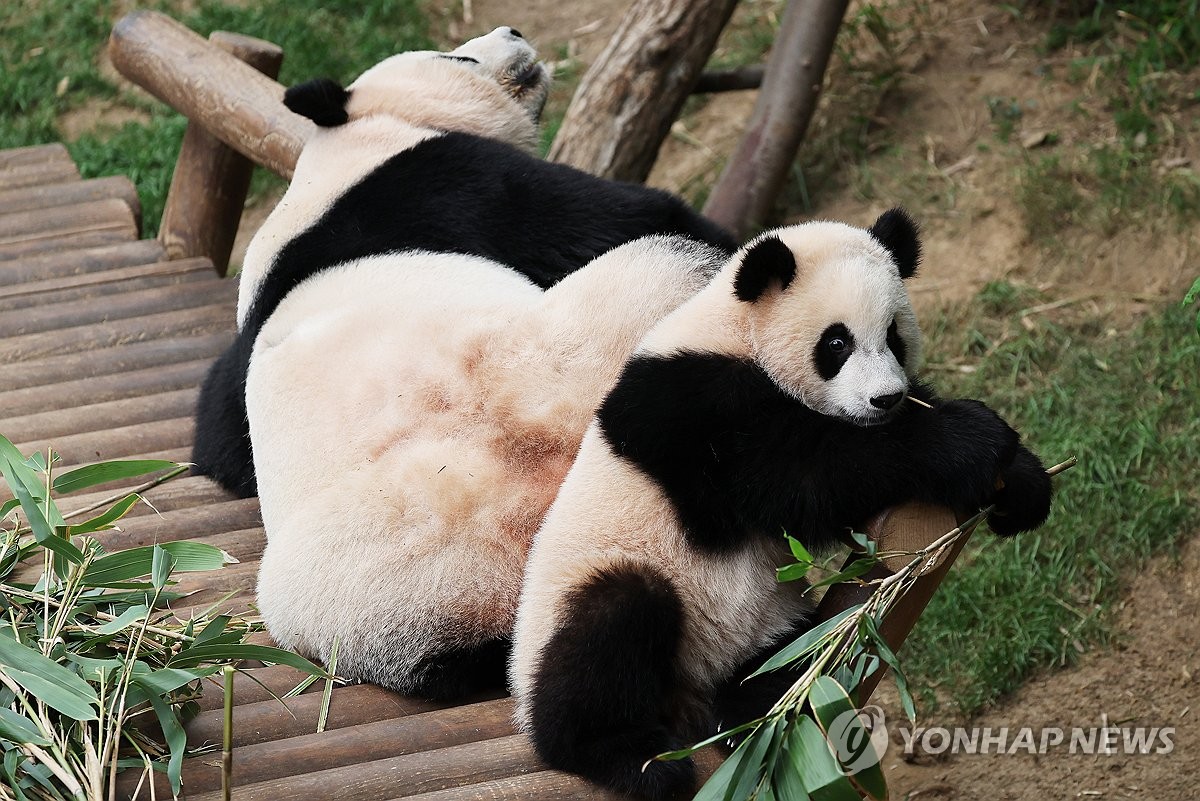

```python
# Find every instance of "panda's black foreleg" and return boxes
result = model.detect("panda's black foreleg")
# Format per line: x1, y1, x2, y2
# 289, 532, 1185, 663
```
527, 562, 696, 801
191, 337, 258, 498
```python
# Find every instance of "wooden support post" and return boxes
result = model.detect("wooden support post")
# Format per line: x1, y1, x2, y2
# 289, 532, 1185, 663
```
703, 0, 851, 239
814, 503, 967, 703
109, 11, 313, 180
158, 32, 283, 275
548, 0, 739, 182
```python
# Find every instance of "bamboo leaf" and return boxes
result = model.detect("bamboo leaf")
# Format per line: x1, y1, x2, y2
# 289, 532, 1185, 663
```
169, 644, 327, 675
95, 605, 149, 635
151, 545, 175, 589
693, 738, 755, 801
808, 677, 888, 801
51, 460, 180, 495
0, 633, 99, 714
84, 541, 234, 586
776, 562, 812, 583
656, 718, 764, 761
861, 616, 915, 722
725, 718, 777, 801
2, 668, 97, 722
1, 498, 19, 518
0, 708, 50, 746
772, 722, 811, 801
785, 533, 813, 564
750, 606, 860, 679
144, 684, 186, 794
788, 717, 861, 801
64, 494, 140, 535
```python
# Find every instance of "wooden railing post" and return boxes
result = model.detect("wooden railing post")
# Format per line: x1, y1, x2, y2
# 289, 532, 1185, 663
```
158, 32, 284, 275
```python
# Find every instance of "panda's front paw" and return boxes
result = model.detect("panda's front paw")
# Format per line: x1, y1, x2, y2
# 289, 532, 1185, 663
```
987, 445, 1053, 537
939, 399, 1020, 493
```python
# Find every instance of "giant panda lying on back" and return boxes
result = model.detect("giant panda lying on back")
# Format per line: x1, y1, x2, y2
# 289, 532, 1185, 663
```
511, 209, 1054, 800
192, 27, 736, 498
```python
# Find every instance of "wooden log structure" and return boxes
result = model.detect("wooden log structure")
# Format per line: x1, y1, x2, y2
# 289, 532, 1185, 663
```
0, 9, 1010, 799
158, 31, 284, 275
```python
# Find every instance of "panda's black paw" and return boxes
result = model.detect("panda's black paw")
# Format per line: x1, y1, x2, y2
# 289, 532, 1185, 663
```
987, 445, 1053, 537
939, 399, 1020, 497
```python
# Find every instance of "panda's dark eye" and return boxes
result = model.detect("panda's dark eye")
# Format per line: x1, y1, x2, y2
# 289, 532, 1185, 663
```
440, 55, 480, 64
827, 337, 847, 353
814, 323, 855, 380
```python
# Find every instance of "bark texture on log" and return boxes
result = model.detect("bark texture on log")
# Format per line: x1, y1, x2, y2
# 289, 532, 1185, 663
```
703, 0, 851, 239
549, 0, 738, 182
158, 31, 283, 274
109, 11, 313, 179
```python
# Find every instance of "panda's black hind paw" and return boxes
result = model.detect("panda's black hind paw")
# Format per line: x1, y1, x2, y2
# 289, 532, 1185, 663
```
987, 445, 1053, 537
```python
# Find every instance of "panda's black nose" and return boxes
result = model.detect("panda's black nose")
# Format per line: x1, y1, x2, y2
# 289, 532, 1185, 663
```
507, 28, 524, 39
870, 392, 903, 411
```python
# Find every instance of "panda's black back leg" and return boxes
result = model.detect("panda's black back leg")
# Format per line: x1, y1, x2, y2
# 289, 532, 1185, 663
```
527, 562, 696, 801
711, 615, 813, 746
191, 337, 257, 498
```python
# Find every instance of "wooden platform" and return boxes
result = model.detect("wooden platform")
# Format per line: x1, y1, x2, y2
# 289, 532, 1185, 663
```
0, 142, 639, 800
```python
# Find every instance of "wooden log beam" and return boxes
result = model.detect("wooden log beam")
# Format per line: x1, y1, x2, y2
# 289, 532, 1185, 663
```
548, 0, 739, 182
703, 0, 851, 239
109, 10, 313, 179
159, 31, 284, 274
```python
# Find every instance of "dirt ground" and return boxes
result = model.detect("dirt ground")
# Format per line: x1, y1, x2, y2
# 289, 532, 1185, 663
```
451, 1, 1199, 798
218, 0, 1198, 796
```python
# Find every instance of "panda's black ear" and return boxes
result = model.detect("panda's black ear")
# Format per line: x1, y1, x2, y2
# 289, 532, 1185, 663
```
734, 236, 796, 302
284, 78, 351, 127
869, 207, 921, 279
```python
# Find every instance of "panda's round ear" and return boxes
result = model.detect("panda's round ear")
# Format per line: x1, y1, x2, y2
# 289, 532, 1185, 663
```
868, 207, 921, 279
284, 78, 351, 127
734, 236, 797, 303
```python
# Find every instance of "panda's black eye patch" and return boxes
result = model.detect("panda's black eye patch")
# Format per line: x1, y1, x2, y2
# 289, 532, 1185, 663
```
815, 323, 855, 380
440, 55, 480, 64
887, 317, 907, 367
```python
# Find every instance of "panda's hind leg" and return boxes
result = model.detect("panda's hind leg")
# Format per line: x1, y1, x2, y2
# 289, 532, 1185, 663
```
527, 562, 695, 801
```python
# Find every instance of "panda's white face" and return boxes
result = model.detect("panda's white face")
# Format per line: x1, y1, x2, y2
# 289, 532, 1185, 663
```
345, 27, 550, 149
741, 221, 922, 425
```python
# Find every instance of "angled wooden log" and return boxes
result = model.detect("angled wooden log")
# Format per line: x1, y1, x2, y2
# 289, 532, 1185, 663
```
109, 10, 312, 180
158, 31, 284, 275
549, 0, 739, 182
704, 0, 851, 238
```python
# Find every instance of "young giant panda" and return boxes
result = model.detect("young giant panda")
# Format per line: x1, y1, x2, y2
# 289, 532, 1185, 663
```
510, 209, 1054, 800
192, 27, 736, 497
250, 235, 725, 697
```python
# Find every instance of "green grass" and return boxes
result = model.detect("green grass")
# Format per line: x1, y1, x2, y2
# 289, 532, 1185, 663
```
901, 289, 1200, 716
0, 0, 431, 236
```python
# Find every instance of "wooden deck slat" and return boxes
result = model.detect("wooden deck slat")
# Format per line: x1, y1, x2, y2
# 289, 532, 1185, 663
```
1, 387, 198, 443
91, 499, 262, 550
0, 198, 136, 251
0, 303, 235, 362
0, 175, 140, 222
0, 257, 214, 309
15, 414, 195, 466
0, 145, 79, 191
389, 771, 625, 801
1, 358, 211, 417
185, 734, 540, 801
0, 239, 166, 285
0, 226, 136, 261
0, 333, 230, 390
175, 698, 518, 795
0, 275, 234, 337
187, 682, 473, 749
56, 474, 233, 520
